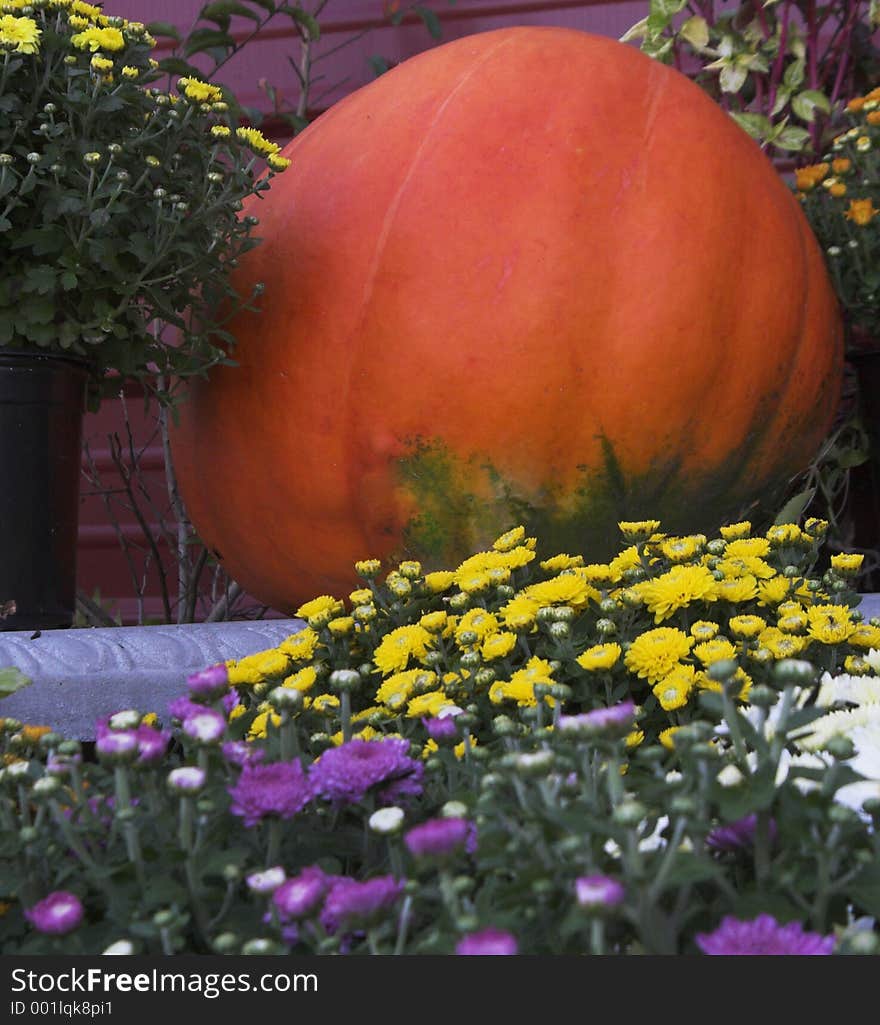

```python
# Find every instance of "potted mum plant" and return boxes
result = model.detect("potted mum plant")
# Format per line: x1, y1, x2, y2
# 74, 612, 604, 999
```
0, 0, 290, 631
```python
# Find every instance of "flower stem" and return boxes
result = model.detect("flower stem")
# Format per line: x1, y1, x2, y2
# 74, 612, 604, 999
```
265, 818, 282, 867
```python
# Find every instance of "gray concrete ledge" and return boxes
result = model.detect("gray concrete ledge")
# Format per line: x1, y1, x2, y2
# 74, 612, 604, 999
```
0, 619, 305, 739
3, 594, 880, 741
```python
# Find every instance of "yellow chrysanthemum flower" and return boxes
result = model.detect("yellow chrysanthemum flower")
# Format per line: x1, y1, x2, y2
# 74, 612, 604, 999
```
500, 594, 540, 631
296, 594, 344, 624
830, 552, 864, 574
716, 556, 775, 580
719, 521, 752, 540
354, 559, 381, 577
576, 642, 622, 672
282, 666, 318, 694
724, 538, 770, 559
376, 668, 428, 711
327, 616, 354, 637
278, 627, 319, 661
807, 604, 855, 644
625, 729, 645, 749
459, 571, 492, 594
849, 624, 880, 649
618, 520, 660, 542
659, 726, 680, 750
373, 624, 433, 675
756, 576, 791, 606
766, 524, 802, 546
609, 545, 641, 579
690, 620, 720, 641
90, 55, 113, 72
236, 125, 280, 156
699, 666, 751, 700
71, 26, 124, 51
693, 637, 737, 667
310, 694, 340, 715
523, 574, 593, 609
758, 627, 810, 659
843, 654, 871, 675
728, 615, 766, 639
540, 553, 584, 572
777, 610, 808, 634
653, 664, 696, 711
714, 575, 759, 603
419, 611, 448, 634
500, 545, 537, 570
624, 627, 694, 684
406, 690, 455, 718
424, 570, 455, 593
493, 526, 526, 552
489, 656, 554, 707
481, 631, 518, 661
0, 14, 40, 53
210, 124, 231, 138
639, 563, 717, 623
455, 608, 499, 644
248, 709, 280, 740
267, 154, 292, 172
660, 536, 703, 563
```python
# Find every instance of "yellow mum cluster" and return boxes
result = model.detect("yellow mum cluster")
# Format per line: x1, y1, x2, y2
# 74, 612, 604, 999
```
216, 517, 876, 752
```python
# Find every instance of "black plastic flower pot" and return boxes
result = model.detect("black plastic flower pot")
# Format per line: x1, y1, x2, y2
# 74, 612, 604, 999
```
0, 349, 90, 632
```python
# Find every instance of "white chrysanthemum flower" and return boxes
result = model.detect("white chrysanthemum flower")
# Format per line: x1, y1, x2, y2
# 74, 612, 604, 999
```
369, 806, 405, 835
816, 671, 880, 708
798, 705, 880, 752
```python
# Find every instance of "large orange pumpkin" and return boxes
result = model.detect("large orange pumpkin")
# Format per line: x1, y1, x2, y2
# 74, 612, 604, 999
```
171, 26, 842, 612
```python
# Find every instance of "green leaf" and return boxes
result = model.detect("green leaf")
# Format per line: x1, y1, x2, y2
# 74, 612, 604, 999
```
678, 15, 709, 50
730, 111, 772, 141
414, 5, 443, 40
0, 667, 30, 698
848, 861, 880, 918
183, 28, 236, 58
146, 21, 181, 42
619, 17, 649, 43
791, 89, 831, 123
22, 265, 57, 295
289, 7, 321, 40
720, 62, 748, 94
783, 57, 805, 89
774, 487, 815, 525
367, 55, 390, 78
772, 125, 811, 151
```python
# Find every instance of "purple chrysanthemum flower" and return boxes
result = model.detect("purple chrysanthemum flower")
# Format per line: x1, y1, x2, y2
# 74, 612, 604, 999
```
696, 914, 835, 955
168, 695, 203, 723
404, 817, 476, 860
557, 700, 636, 738
228, 760, 312, 827
222, 740, 265, 767
25, 891, 84, 936
320, 875, 404, 934
422, 716, 458, 742
456, 928, 518, 955
186, 663, 229, 700
95, 730, 138, 760
575, 874, 626, 910
222, 688, 241, 716
309, 738, 424, 805
182, 708, 227, 745
706, 814, 778, 852
134, 724, 170, 765
273, 866, 330, 921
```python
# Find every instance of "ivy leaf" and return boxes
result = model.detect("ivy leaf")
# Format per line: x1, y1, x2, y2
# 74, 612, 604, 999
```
288, 7, 321, 41
183, 28, 236, 58
772, 125, 812, 151
730, 111, 772, 140
678, 15, 709, 50
791, 89, 831, 123
0, 667, 30, 698
773, 487, 815, 525
720, 61, 749, 94
783, 57, 805, 89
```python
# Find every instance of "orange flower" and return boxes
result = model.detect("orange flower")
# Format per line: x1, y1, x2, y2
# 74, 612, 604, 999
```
846, 96, 866, 113
832, 158, 851, 174
19, 724, 51, 744
795, 162, 830, 192
867, 111, 880, 126
845, 198, 878, 226
830, 183, 847, 197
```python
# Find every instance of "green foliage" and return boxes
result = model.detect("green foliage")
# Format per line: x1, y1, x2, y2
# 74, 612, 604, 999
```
0, 4, 290, 408
623, 0, 880, 160
2, 518, 880, 954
